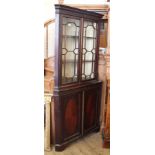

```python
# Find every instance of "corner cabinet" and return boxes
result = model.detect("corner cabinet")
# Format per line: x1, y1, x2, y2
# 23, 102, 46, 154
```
53, 5, 103, 151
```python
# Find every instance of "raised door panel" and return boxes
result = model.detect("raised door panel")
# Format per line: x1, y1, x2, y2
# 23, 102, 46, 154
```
84, 88, 99, 133
62, 92, 82, 141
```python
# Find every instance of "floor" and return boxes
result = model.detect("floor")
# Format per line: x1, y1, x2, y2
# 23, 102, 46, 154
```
45, 133, 110, 155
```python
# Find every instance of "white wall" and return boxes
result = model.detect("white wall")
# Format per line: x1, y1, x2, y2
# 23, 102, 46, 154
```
64, 0, 107, 4
47, 23, 55, 57
44, 0, 57, 21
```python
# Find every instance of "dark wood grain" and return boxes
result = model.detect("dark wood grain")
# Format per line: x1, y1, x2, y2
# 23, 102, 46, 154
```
84, 90, 97, 130
63, 93, 82, 140
64, 99, 78, 135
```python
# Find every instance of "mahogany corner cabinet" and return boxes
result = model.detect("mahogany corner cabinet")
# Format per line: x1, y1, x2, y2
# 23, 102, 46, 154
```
53, 4, 103, 151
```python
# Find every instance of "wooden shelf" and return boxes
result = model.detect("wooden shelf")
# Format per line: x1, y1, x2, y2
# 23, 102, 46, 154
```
62, 60, 94, 63
63, 35, 96, 39
62, 77, 77, 83
63, 35, 79, 38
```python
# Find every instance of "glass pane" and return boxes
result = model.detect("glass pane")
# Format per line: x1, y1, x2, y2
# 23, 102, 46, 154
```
82, 21, 97, 81
62, 17, 80, 84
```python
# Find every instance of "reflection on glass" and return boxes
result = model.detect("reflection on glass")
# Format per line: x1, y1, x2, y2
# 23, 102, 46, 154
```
62, 17, 80, 84
82, 21, 97, 80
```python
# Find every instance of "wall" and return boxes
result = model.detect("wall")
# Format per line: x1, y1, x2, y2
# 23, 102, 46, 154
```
44, 0, 57, 21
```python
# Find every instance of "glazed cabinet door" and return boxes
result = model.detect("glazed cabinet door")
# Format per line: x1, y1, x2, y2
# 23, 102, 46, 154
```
61, 91, 82, 142
81, 20, 99, 81
61, 16, 81, 85
83, 87, 101, 134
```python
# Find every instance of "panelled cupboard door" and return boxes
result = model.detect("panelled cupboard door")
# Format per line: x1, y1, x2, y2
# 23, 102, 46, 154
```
61, 91, 82, 142
83, 87, 100, 134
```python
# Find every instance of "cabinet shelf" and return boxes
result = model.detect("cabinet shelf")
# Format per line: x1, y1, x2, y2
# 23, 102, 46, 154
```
63, 35, 79, 38
62, 77, 77, 83
62, 60, 94, 63
83, 36, 96, 39
62, 35, 96, 39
